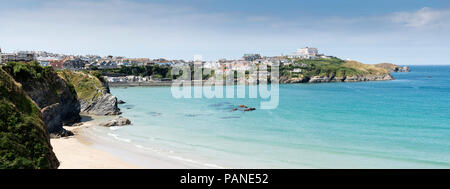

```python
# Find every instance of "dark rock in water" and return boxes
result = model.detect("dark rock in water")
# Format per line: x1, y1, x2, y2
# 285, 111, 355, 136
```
50, 129, 74, 138
244, 107, 256, 112
185, 113, 202, 117
209, 103, 224, 107
99, 116, 131, 127
118, 100, 126, 104
122, 104, 135, 109
185, 113, 212, 117
148, 112, 162, 116
221, 116, 241, 119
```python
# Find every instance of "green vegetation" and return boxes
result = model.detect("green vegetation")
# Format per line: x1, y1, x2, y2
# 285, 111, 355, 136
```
0, 68, 59, 169
281, 58, 389, 79
100, 64, 216, 80
2, 61, 72, 101
88, 58, 388, 82
2, 61, 54, 82
100, 65, 172, 78
58, 70, 106, 101
374, 63, 397, 71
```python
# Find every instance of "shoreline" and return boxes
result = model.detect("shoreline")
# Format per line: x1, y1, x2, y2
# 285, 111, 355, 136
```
50, 117, 140, 169
108, 77, 394, 87
50, 115, 207, 169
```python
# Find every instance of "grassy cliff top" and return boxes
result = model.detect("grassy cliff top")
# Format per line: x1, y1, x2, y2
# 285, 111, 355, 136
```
58, 70, 107, 101
0, 68, 59, 169
374, 63, 400, 70
281, 58, 390, 79
343, 61, 390, 75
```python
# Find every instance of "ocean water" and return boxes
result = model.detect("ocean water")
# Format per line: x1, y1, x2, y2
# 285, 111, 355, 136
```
85, 66, 450, 168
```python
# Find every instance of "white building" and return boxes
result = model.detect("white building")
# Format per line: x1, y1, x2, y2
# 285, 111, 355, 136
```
292, 68, 302, 73
297, 47, 318, 57
288, 47, 319, 59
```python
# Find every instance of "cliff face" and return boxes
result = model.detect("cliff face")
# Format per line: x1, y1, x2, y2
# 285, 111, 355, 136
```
2, 62, 81, 133
280, 74, 393, 83
58, 71, 121, 116
0, 68, 59, 169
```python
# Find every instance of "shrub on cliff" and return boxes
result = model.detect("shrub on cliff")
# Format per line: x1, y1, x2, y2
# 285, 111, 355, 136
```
57, 70, 105, 101
57, 70, 120, 115
0, 68, 59, 169
1, 62, 81, 133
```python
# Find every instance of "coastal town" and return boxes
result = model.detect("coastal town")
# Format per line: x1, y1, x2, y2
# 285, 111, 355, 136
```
0, 47, 333, 77
0, 47, 331, 69
0, 46, 409, 86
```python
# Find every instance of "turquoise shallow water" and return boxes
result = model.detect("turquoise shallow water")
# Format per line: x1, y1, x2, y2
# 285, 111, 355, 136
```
94, 66, 450, 168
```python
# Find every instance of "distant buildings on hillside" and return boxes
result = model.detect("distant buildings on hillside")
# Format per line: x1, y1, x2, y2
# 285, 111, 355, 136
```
287, 47, 334, 59
243, 54, 261, 61
0, 48, 36, 64
0, 46, 336, 71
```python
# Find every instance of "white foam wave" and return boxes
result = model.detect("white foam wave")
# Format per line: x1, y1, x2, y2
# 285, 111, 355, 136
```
109, 126, 121, 131
107, 133, 131, 143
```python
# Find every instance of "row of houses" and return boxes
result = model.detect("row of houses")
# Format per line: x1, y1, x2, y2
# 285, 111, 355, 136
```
1, 47, 334, 73
0, 49, 36, 64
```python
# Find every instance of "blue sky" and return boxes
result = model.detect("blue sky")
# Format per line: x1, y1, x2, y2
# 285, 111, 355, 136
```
0, 0, 449, 65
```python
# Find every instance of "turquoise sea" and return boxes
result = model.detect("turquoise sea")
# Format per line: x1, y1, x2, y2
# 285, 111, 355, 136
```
85, 66, 450, 168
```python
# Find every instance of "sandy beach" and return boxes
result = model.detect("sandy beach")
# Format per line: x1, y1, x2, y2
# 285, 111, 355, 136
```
51, 136, 139, 169
50, 115, 200, 169
51, 122, 139, 169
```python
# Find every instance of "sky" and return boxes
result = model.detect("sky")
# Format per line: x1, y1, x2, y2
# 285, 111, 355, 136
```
0, 0, 449, 65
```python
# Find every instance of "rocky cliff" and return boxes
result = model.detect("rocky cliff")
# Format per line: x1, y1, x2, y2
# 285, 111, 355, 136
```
58, 70, 121, 116
0, 68, 59, 169
1, 62, 81, 133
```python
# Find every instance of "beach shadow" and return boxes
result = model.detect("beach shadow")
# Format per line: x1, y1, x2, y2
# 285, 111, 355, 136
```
80, 115, 93, 122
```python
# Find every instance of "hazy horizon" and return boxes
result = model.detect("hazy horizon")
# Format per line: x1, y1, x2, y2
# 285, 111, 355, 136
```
1, 0, 449, 65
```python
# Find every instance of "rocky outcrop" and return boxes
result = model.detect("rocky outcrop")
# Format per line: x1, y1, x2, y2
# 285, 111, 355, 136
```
49, 129, 74, 138
99, 116, 131, 127
280, 74, 393, 84
244, 107, 256, 111
375, 63, 411, 72
80, 92, 120, 115
0, 68, 59, 169
343, 74, 393, 82
59, 71, 121, 116
279, 76, 309, 83
394, 66, 410, 72
2, 62, 81, 133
